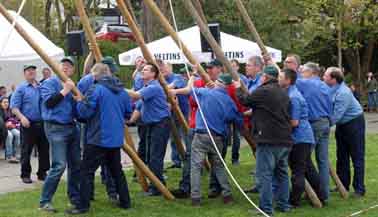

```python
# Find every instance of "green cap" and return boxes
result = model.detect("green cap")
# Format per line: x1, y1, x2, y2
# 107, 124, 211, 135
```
206, 59, 223, 68
101, 56, 119, 73
217, 73, 233, 85
23, 64, 37, 71
178, 66, 192, 74
263, 65, 279, 78
61, 56, 75, 66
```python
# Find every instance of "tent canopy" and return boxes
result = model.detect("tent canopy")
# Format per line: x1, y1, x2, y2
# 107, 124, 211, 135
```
0, 11, 64, 88
119, 26, 281, 65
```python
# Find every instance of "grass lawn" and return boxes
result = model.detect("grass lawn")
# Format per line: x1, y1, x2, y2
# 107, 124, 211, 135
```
0, 134, 377, 217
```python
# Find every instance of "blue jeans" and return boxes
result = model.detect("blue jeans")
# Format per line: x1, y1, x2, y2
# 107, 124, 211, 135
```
367, 92, 377, 109
5, 129, 20, 159
179, 129, 195, 193
310, 118, 330, 200
256, 145, 290, 215
145, 118, 171, 194
40, 122, 81, 206
335, 114, 366, 194
170, 125, 183, 167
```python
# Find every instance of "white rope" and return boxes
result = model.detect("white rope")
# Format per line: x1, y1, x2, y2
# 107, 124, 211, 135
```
168, 1, 269, 216
0, 0, 27, 57
346, 204, 378, 217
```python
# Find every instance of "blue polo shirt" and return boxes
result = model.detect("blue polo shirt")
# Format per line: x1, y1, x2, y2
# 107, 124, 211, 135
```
296, 76, 332, 121
165, 73, 189, 117
192, 87, 243, 137
10, 81, 42, 122
77, 74, 94, 95
329, 82, 363, 125
247, 73, 262, 93
288, 85, 315, 145
137, 79, 170, 124
133, 71, 144, 91
40, 76, 76, 124
239, 73, 249, 86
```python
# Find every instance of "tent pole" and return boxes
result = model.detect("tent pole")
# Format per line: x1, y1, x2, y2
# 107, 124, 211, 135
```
0, 3, 82, 98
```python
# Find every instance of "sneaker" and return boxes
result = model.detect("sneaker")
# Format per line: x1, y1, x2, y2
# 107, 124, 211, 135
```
191, 198, 201, 207
171, 189, 190, 199
65, 208, 88, 215
244, 186, 259, 194
208, 191, 221, 199
39, 203, 57, 213
8, 157, 19, 164
21, 177, 33, 184
223, 195, 234, 204
248, 209, 273, 216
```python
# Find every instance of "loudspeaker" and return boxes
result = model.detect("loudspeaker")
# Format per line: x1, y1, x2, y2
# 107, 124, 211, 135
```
200, 23, 221, 53
66, 31, 88, 56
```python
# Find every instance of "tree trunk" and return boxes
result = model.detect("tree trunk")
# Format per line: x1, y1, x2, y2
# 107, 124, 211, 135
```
141, 0, 169, 42
44, 0, 53, 37
55, 0, 63, 38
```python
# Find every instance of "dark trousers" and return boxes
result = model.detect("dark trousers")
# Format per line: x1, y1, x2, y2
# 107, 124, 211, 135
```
137, 124, 148, 164
209, 135, 228, 193
231, 123, 241, 162
145, 118, 171, 194
79, 145, 131, 210
335, 114, 366, 194
288, 143, 324, 206
20, 122, 50, 178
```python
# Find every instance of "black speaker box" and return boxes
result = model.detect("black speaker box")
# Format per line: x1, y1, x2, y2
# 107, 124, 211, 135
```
200, 23, 221, 53
66, 31, 88, 56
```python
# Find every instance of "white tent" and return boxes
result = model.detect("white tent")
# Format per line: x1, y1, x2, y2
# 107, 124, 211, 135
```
0, 11, 64, 89
119, 26, 281, 65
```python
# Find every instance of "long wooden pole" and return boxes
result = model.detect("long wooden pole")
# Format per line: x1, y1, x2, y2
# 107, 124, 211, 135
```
191, 0, 207, 25
329, 162, 349, 198
0, 4, 82, 98
74, 0, 174, 197
116, 0, 186, 160
304, 179, 323, 208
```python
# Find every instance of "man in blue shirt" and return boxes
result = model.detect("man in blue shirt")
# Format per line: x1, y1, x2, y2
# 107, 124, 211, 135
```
127, 62, 171, 196
323, 67, 366, 197
279, 68, 325, 207
245, 56, 263, 93
296, 62, 332, 201
66, 63, 132, 215
132, 56, 146, 91
10, 65, 50, 184
39, 57, 81, 213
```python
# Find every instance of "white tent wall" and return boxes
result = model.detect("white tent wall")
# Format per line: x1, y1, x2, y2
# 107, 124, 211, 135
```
0, 11, 64, 90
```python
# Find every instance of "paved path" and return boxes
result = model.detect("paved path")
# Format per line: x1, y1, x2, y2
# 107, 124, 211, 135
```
0, 113, 377, 195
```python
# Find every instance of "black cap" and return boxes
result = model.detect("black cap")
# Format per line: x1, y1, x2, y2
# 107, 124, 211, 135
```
23, 64, 37, 71
60, 56, 75, 66
206, 59, 223, 68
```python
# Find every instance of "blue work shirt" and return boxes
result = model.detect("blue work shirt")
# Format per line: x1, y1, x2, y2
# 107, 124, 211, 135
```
137, 79, 170, 124
329, 82, 363, 125
239, 73, 249, 86
296, 76, 332, 121
288, 85, 315, 145
192, 87, 243, 137
133, 71, 144, 91
247, 73, 262, 93
40, 75, 76, 124
165, 73, 189, 117
10, 81, 42, 122
77, 74, 94, 95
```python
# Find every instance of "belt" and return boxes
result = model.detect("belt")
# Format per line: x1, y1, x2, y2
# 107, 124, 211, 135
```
309, 117, 329, 123
45, 120, 75, 126
195, 129, 224, 138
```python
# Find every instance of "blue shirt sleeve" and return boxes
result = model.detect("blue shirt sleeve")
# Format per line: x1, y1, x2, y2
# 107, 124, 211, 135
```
10, 86, 23, 110
135, 100, 143, 111
40, 79, 58, 104
123, 93, 132, 120
290, 97, 301, 121
76, 85, 99, 119
138, 85, 160, 101
171, 75, 187, 89
331, 91, 351, 125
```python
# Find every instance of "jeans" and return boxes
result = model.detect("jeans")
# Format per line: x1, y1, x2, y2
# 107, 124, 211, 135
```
335, 114, 366, 194
40, 122, 81, 206
209, 135, 228, 193
367, 92, 377, 110
179, 129, 195, 193
170, 123, 184, 167
310, 118, 330, 200
20, 122, 50, 179
145, 118, 171, 194
5, 128, 20, 159
256, 145, 290, 215
231, 124, 241, 163
191, 133, 231, 199
78, 145, 131, 210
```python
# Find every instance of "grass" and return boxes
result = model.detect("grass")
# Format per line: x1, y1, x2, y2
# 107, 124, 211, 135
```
0, 134, 377, 217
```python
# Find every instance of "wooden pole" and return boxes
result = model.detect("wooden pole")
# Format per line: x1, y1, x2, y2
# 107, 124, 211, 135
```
124, 126, 149, 192
329, 162, 349, 198
304, 179, 323, 208
0, 4, 82, 98
234, 0, 268, 55
115, 0, 189, 134
191, 0, 207, 25
123, 128, 175, 200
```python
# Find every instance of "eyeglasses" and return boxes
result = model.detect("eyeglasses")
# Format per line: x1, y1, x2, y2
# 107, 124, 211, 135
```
284, 60, 294, 64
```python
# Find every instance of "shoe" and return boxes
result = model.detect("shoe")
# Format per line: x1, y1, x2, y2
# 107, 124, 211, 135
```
108, 194, 119, 205
248, 209, 273, 216
171, 189, 190, 199
250, 170, 256, 175
353, 192, 365, 198
244, 186, 258, 194
38, 176, 46, 181
223, 195, 234, 204
208, 191, 221, 199
191, 198, 201, 207
22, 177, 33, 184
143, 190, 161, 197
166, 164, 181, 169
8, 157, 19, 164
275, 206, 291, 213
39, 203, 57, 213
65, 208, 88, 215
232, 160, 240, 166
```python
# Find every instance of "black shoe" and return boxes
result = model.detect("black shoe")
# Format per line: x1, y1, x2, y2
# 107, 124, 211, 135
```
244, 186, 258, 194
65, 208, 88, 215
22, 177, 33, 184
192, 198, 201, 207
208, 191, 221, 199
232, 160, 240, 165
171, 189, 190, 199
38, 176, 46, 181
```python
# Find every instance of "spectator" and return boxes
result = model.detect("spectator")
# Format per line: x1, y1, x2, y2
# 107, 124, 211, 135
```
0, 86, 7, 97
0, 97, 20, 163
284, 54, 301, 76
40, 68, 52, 83
366, 72, 377, 112
350, 84, 361, 103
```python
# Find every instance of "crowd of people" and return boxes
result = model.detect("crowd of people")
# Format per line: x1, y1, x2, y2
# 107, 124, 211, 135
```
0, 51, 368, 216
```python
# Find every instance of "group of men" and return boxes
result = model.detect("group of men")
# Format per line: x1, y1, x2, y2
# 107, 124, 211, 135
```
7, 50, 366, 216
